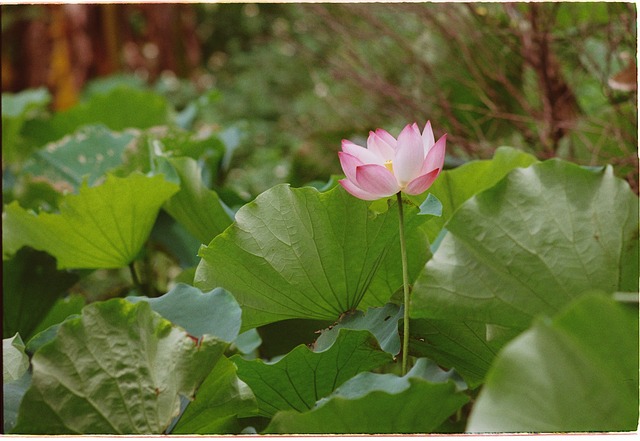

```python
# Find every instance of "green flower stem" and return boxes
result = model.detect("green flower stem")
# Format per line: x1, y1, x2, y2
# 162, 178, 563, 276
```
396, 191, 411, 375
129, 262, 143, 293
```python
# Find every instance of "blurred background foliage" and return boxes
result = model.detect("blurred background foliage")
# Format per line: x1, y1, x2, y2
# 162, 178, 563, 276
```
2, 2, 637, 195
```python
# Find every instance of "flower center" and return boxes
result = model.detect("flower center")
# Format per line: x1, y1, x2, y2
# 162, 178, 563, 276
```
384, 160, 394, 173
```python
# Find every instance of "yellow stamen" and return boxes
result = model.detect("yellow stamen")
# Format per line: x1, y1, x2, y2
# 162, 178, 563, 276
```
384, 160, 394, 173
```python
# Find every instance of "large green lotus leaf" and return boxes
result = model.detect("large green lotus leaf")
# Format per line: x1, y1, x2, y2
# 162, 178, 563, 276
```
232, 329, 392, 418
12, 299, 227, 434
172, 356, 257, 434
128, 284, 241, 342
161, 156, 233, 245
467, 294, 639, 432
313, 303, 403, 355
24, 87, 170, 147
23, 125, 134, 189
265, 358, 468, 434
3, 173, 179, 269
410, 147, 538, 242
411, 160, 639, 328
3, 247, 79, 341
195, 184, 426, 330
408, 318, 519, 389
361, 214, 431, 309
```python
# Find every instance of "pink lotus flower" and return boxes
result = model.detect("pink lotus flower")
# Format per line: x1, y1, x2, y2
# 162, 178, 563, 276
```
338, 122, 446, 200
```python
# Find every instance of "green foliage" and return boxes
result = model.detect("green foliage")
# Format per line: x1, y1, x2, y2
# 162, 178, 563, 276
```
314, 303, 403, 355
233, 329, 392, 417
467, 294, 639, 432
1, 88, 51, 162
408, 158, 638, 389
411, 159, 638, 328
3, 173, 179, 269
3, 334, 29, 383
408, 318, 517, 389
160, 156, 233, 244
196, 184, 428, 330
361, 203, 431, 310
29, 295, 86, 338
3, 367, 31, 433
2, 2, 637, 431
128, 284, 241, 342
3, 334, 32, 433
12, 300, 228, 434
265, 358, 468, 434
149, 210, 202, 269
255, 318, 332, 359
418, 193, 443, 217
24, 87, 170, 147
412, 146, 539, 242
172, 356, 257, 434
23, 125, 134, 189
3, 248, 79, 340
